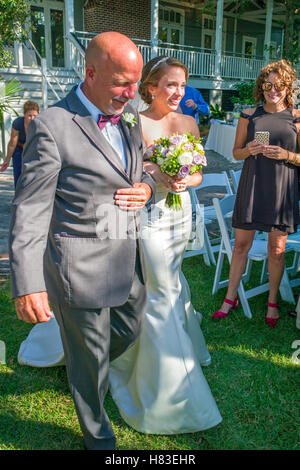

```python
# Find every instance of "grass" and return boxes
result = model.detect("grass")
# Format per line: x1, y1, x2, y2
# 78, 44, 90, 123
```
0, 255, 300, 450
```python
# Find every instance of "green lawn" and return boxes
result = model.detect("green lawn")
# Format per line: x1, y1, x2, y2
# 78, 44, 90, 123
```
0, 255, 299, 450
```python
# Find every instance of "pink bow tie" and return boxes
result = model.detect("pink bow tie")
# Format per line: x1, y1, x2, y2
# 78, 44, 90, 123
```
97, 113, 121, 130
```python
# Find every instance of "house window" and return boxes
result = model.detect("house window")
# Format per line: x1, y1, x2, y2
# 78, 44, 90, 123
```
269, 40, 278, 59
242, 36, 257, 57
201, 15, 226, 51
202, 15, 215, 31
29, 0, 65, 68
159, 7, 184, 45
203, 32, 213, 50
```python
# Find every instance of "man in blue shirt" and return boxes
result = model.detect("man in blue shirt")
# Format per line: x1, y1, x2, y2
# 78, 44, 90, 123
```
179, 86, 209, 124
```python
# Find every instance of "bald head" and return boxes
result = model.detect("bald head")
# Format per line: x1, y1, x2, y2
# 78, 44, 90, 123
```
86, 32, 143, 71
82, 32, 143, 114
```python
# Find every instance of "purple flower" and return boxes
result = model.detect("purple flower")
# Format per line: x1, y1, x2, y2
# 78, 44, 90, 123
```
193, 153, 202, 164
200, 155, 207, 166
183, 143, 193, 151
145, 147, 154, 158
178, 165, 191, 178
170, 135, 182, 145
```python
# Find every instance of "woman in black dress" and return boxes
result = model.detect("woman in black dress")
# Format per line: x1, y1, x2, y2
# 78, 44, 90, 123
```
212, 59, 300, 327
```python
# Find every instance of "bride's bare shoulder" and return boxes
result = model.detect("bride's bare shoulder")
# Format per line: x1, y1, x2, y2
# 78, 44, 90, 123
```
173, 113, 200, 135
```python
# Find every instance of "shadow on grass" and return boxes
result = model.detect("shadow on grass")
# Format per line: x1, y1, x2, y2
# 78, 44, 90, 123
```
0, 410, 83, 450
1, 272, 300, 450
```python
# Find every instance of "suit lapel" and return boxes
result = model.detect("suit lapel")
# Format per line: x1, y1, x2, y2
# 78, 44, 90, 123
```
119, 117, 134, 177
119, 112, 141, 180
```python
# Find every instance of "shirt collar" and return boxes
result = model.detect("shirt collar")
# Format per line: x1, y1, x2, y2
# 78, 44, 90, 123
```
76, 82, 106, 123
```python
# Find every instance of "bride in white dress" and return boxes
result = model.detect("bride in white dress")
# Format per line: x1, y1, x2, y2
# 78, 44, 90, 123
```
109, 56, 222, 434
17, 56, 222, 435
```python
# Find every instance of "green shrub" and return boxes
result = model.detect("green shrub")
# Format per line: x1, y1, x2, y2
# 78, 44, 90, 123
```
231, 81, 255, 105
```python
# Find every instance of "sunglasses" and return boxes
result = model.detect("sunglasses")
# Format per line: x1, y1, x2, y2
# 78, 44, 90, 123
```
262, 81, 286, 92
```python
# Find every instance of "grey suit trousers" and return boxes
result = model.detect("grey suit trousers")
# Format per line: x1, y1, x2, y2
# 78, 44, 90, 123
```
52, 248, 146, 450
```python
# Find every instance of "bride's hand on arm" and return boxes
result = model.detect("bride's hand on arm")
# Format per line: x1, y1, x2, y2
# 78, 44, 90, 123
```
143, 161, 175, 190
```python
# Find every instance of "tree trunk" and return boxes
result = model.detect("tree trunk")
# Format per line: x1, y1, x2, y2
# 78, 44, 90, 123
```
283, 0, 295, 57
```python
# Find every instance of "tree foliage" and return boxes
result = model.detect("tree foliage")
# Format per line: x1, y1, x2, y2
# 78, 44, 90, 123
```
231, 81, 255, 105
281, 0, 300, 63
0, 0, 30, 68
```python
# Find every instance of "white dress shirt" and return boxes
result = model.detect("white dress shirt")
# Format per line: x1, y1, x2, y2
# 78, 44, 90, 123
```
76, 82, 127, 169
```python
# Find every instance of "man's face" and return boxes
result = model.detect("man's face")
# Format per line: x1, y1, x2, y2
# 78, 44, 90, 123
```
87, 54, 142, 114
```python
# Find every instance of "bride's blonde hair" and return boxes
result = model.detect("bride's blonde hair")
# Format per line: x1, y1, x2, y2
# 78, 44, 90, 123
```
139, 56, 188, 105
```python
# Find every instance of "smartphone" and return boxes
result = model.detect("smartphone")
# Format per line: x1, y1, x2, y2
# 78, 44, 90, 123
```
254, 131, 270, 145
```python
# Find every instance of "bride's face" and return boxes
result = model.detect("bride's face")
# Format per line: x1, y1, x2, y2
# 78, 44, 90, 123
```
150, 66, 186, 111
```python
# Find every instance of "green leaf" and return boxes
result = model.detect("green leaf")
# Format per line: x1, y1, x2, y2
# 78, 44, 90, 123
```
0, 77, 22, 115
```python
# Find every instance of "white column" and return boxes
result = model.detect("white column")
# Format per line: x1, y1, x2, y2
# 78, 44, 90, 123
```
150, 0, 159, 59
214, 0, 224, 79
41, 58, 48, 110
14, 41, 23, 71
65, 0, 75, 69
264, 0, 273, 64
233, 17, 237, 53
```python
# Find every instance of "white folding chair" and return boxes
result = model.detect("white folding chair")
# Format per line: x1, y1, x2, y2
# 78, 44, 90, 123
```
229, 169, 242, 193
212, 195, 295, 318
184, 189, 215, 266
197, 171, 233, 223
284, 231, 300, 287
186, 172, 234, 265
259, 230, 300, 287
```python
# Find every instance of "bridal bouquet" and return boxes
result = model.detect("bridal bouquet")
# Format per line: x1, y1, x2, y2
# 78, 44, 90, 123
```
146, 133, 207, 210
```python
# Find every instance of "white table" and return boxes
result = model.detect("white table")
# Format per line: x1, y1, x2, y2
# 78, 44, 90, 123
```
205, 121, 237, 163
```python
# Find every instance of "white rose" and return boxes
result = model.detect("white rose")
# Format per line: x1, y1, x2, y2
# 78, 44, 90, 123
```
178, 152, 193, 165
197, 144, 204, 151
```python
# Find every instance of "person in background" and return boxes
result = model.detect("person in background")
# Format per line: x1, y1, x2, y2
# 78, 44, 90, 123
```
0, 100, 39, 187
212, 59, 300, 328
179, 85, 209, 124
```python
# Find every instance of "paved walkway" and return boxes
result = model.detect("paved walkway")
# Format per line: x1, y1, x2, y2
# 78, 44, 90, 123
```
0, 150, 242, 257
0, 168, 14, 258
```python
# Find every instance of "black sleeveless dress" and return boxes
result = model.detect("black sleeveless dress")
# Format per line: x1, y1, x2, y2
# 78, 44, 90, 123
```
232, 106, 300, 234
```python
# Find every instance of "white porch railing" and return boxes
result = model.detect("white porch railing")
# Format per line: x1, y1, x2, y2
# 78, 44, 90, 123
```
5, 33, 300, 89
74, 32, 273, 81
26, 39, 63, 109
220, 53, 265, 80
65, 32, 85, 80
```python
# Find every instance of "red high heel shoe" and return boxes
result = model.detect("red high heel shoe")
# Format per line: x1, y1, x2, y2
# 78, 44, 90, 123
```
211, 297, 238, 319
266, 302, 280, 328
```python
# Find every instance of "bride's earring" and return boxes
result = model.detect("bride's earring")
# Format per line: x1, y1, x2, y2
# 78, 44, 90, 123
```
152, 94, 155, 101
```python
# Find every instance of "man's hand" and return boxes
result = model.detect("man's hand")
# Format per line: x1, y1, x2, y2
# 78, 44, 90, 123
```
114, 183, 152, 210
185, 99, 197, 110
14, 292, 53, 324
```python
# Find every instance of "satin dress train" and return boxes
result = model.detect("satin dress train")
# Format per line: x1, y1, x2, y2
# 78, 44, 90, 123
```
109, 185, 222, 434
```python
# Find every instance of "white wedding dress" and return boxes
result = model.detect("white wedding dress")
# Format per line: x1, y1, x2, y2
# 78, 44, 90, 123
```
17, 184, 222, 434
109, 184, 222, 434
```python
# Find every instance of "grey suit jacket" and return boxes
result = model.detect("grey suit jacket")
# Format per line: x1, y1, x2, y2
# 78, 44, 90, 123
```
9, 88, 155, 308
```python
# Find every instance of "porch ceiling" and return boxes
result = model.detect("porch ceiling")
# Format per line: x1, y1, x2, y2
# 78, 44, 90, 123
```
175, 0, 287, 24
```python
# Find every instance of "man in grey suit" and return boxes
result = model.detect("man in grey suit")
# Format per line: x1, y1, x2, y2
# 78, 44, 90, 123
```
9, 32, 155, 450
